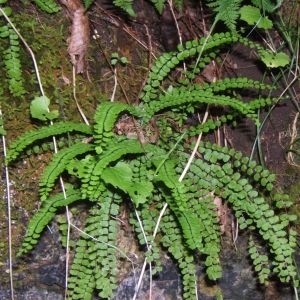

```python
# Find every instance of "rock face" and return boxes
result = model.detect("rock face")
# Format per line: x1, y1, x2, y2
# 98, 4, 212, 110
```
114, 237, 298, 300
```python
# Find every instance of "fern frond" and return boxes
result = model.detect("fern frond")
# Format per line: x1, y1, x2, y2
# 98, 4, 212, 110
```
2, 25, 26, 97
93, 101, 140, 148
141, 32, 244, 102
188, 113, 235, 136
39, 143, 94, 201
67, 239, 95, 299
12, 21, 298, 299
149, 0, 166, 14
88, 197, 120, 298
194, 195, 222, 280
160, 208, 197, 299
144, 87, 254, 122
141, 32, 268, 107
6, 121, 92, 164
113, 0, 136, 17
183, 53, 218, 83
83, 0, 96, 10
81, 140, 145, 200
222, 177, 297, 283
154, 159, 205, 250
248, 235, 271, 284
17, 188, 82, 256
68, 194, 121, 299
202, 77, 271, 93
248, 97, 275, 111
206, 0, 243, 32
32, 0, 60, 13
251, 0, 279, 12
191, 141, 298, 284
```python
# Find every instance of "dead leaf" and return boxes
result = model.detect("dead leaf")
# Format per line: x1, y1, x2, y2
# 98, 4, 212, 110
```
213, 196, 228, 234
59, 0, 90, 73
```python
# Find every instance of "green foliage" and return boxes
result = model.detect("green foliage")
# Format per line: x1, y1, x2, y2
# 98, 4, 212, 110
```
92, 101, 139, 149
17, 188, 82, 256
205, 0, 283, 32
31, 0, 60, 13
0, 2, 26, 97
83, 0, 96, 10
259, 50, 290, 68
248, 236, 271, 284
39, 143, 94, 201
30, 95, 59, 121
68, 194, 121, 299
9, 32, 298, 299
113, 0, 136, 17
0, 114, 6, 135
112, 0, 182, 16
240, 5, 273, 29
206, 0, 243, 31
251, 0, 281, 12
160, 207, 197, 299
110, 52, 128, 66
6, 121, 92, 164
141, 32, 275, 104
149, 0, 167, 14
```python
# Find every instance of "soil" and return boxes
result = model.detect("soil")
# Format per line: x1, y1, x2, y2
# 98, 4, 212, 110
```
0, 1, 299, 300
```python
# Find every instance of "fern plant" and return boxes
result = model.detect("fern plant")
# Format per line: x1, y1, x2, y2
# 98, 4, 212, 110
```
0, 1, 26, 97
8, 32, 298, 299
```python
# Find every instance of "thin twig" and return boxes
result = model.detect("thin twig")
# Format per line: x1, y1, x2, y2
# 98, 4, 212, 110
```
168, 0, 186, 72
134, 132, 187, 298
132, 203, 169, 300
179, 107, 209, 182
132, 208, 152, 300
72, 66, 90, 125
287, 112, 300, 167
111, 67, 118, 102
70, 222, 136, 264
0, 109, 14, 300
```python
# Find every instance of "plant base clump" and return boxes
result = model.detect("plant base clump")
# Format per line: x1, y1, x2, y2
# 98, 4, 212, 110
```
7, 32, 298, 299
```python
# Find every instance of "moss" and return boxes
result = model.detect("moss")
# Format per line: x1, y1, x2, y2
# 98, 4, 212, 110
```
286, 170, 300, 226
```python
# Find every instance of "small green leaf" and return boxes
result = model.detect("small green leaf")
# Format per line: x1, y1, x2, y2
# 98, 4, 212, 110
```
260, 50, 290, 68
101, 162, 153, 206
46, 110, 59, 120
111, 59, 118, 66
30, 96, 50, 120
120, 56, 128, 64
0, 6, 12, 17
30, 96, 58, 121
0, 27, 9, 38
0, 127, 6, 135
240, 6, 273, 29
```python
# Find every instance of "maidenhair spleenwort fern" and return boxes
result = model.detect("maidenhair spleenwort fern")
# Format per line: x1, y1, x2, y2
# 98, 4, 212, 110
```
0, 1, 26, 97
8, 32, 298, 299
